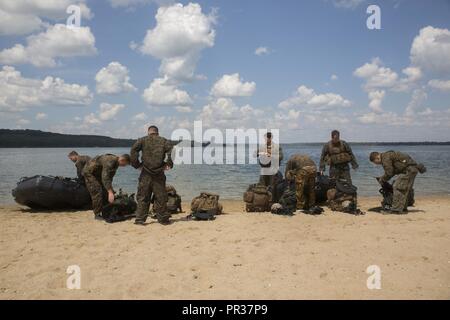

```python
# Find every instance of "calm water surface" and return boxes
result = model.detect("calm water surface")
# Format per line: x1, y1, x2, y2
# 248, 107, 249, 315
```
0, 144, 449, 203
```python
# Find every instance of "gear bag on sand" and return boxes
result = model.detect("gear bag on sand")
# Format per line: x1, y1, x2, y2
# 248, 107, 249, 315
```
314, 174, 333, 204
327, 180, 364, 215
244, 183, 272, 212
166, 185, 182, 214
190, 192, 223, 220
379, 180, 414, 210
101, 190, 137, 223
271, 185, 297, 215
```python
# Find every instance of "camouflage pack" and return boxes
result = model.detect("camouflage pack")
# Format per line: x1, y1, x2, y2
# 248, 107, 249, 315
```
102, 190, 137, 223
244, 183, 272, 212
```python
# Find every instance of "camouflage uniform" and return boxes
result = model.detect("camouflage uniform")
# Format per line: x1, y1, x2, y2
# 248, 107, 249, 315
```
285, 154, 317, 210
75, 155, 91, 183
258, 143, 284, 187
319, 140, 358, 184
379, 151, 419, 212
130, 134, 174, 224
83, 154, 119, 215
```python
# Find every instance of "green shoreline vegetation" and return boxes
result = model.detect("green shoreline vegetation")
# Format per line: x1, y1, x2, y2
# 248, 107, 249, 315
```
1, 129, 449, 148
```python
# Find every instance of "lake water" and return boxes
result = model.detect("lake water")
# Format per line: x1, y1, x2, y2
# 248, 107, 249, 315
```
1, 144, 449, 204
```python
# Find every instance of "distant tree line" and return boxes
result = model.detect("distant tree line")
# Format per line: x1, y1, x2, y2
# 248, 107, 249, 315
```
0, 129, 448, 148
0, 129, 136, 148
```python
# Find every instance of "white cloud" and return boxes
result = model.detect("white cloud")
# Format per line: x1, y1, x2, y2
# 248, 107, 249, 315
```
367, 90, 385, 113
331, 0, 365, 9
108, 0, 173, 8
95, 62, 137, 95
81, 103, 125, 126
428, 79, 450, 92
211, 73, 256, 98
175, 106, 193, 113
278, 85, 351, 109
410, 26, 450, 76
142, 77, 192, 106
405, 88, 427, 118
0, 24, 97, 67
331, 74, 338, 81
84, 113, 101, 125
16, 118, 30, 126
0, 66, 93, 112
354, 58, 423, 112
0, 0, 92, 36
358, 112, 406, 125
35, 113, 48, 120
254, 47, 270, 56
139, 3, 216, 81
98, 103, 125, 121
0, 9, 46, 36
199, 98, 264, 128
353, 58, 400, 90
132, 112, 148, 121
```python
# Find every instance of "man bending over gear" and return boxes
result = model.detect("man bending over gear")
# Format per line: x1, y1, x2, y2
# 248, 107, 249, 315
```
68, 151, 91, 184
285, 154, 317, 210
83, 154, 131, 219
130, 125, 175, 225
370, 150, 426, 214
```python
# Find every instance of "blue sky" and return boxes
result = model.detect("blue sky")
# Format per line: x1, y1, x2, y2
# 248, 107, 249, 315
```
0, 0, 450, 142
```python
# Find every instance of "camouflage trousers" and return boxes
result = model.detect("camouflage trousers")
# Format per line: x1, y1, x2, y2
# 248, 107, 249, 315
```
392, 166, 418, 212
84, 173, 107, 214
135, 170, 169, 223
329, 165, 352, 184
294, 167, 316, 210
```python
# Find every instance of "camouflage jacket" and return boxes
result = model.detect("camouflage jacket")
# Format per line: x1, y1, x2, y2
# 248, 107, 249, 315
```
75, 155, 91, 179
319, 140, 358, 171
130, 134, 174, 173
83, 154, 119, 190
380, 151, 417, 183
285, 154, 317, 175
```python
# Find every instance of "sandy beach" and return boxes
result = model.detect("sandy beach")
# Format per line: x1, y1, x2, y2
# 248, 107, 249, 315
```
0, 196, 449, 300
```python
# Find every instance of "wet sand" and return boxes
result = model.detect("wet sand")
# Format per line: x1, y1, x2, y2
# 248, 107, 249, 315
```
0, 196, 449, 300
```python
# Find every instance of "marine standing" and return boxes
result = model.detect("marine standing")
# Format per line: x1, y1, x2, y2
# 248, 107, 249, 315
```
130, 126, 175, 225
369, 151, 426, 213
285, 154, 317, 210
68, 151, 91, 183
83, 153, 131, 219
319, 130, 358, 184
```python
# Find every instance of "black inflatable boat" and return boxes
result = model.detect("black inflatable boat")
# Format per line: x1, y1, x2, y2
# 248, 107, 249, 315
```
12, 175, 92, 210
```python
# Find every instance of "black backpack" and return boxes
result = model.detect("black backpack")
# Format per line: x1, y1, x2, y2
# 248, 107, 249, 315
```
272, 184, 297, 215
314, 174, 333, 204
268, 171, 288, 204
102, 191, 137, 223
